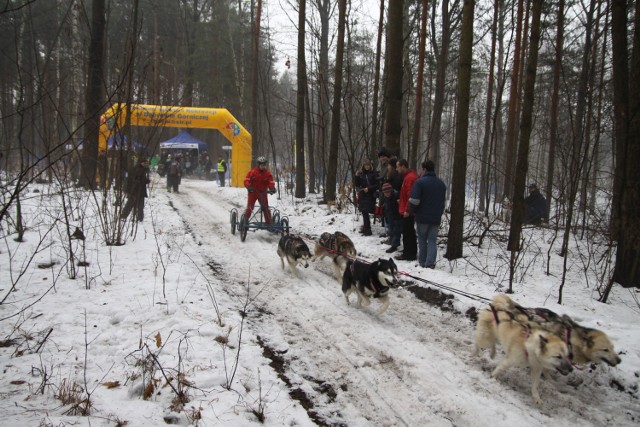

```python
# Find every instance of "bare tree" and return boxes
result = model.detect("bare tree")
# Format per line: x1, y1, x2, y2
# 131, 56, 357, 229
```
607, 0, 640, 293
295, 0, 307, 198
383, 0, 404, 157
324, 0, 347, 203
506, 0, 544, 293
251, 0, 263, 160
371, 0, 385, 154
410, 0, 429, 168
80, 0, 106, 190
501, 0, 525, 200
445, 0, 475, 261
545, 0, 564, 223
479, 0, 500, 213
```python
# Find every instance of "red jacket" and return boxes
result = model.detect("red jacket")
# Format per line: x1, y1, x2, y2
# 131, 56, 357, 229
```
244, 166, 275, 192
399, 169, 418, 215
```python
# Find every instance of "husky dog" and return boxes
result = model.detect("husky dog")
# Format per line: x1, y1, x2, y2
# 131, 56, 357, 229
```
314, 231, 357, 278
341, 258, 398, 315
486, 294, 621, 367
499, 195, 513, 223
277, 235, 312, 275
474, 298, 573, 405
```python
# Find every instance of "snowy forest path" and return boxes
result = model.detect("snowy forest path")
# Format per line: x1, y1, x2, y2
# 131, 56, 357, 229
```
161, 178, 638, 427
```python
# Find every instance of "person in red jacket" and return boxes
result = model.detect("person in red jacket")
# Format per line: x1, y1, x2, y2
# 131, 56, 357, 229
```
396, 159, 419, 261
244, 156, 276, 223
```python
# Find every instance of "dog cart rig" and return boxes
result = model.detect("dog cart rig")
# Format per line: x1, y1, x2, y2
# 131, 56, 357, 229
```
229, 192, 290, 242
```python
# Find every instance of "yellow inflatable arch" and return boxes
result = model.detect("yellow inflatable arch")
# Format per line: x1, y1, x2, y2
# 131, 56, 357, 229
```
99, 103, 251, 187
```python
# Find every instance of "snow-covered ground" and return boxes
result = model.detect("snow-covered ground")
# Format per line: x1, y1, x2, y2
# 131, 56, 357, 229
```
0, 177, 638, 426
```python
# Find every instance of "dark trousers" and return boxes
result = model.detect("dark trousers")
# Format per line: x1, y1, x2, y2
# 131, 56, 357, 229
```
122, 194, 146, 221
218, 171, 226, 186
401, 215, 417, 258
362, 212, 372, 231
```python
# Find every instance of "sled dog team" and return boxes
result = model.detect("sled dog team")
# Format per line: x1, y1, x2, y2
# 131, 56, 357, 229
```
277, 231, 397, 316
473, 294, 621, 405
277, 232, 622, 406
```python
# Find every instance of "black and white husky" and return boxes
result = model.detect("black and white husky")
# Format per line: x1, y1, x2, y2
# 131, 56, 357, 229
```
342, 258, 398, 315
277, 235, 312, 275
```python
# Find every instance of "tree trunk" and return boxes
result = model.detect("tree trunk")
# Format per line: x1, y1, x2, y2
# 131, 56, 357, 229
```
295, 0, 307, 198
383, 0, 404, 157
324, 0, 346, 203
410, 0, 429, 169
506, 0, 543, 291
250, 0, 263, 161
427, 0, 451, 169
545, 0, 564, 224
610, 0, 640, 289
371, 0, 385, 155
80, 0, 106, 190
445, 0, 475, 261
479, 0, 500, 213
502, 0, 524, 199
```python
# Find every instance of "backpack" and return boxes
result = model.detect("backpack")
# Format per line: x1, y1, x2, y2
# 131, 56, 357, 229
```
169, 161, 179, 175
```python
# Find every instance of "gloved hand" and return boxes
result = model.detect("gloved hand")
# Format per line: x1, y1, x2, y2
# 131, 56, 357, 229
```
268, 188, 276, 195
246, 186, 254, 193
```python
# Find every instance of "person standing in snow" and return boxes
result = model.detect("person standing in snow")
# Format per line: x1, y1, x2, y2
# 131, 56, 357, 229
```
122, 158, 150, 222
354, 158, 379, 236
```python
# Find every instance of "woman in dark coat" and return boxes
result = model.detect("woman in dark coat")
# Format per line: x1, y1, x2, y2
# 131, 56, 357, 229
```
354, 159, 379, 236
122, 158, 150, 222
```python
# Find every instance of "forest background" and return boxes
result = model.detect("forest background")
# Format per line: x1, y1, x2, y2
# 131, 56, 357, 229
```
1, 0, 639, 302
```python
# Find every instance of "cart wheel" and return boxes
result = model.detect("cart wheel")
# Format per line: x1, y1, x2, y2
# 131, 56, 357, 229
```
239, 214, 248, 242
231, 211, 237, 235
272, 212, 280, 227
280, 218, 289, 235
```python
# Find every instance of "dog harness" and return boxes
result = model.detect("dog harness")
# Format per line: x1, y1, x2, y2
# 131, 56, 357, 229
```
349, 261, 388, 298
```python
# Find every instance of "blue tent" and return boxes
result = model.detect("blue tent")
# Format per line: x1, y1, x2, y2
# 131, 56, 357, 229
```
159, 131, 208, 151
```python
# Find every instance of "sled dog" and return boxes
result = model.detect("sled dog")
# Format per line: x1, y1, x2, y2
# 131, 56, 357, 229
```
486, 294, 621, 367
341, 258, 397, 315
277, 235, 312, 275
474, 298, 573, 405
314, 231, 357, 278
499, 195, 513, 223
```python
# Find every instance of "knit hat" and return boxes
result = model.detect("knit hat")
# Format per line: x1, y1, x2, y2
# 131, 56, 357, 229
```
381, 183, 393, 193
378, 147, 390, 158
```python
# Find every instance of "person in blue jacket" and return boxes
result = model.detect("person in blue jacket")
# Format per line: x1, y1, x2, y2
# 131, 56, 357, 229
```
408, 160, 446, 269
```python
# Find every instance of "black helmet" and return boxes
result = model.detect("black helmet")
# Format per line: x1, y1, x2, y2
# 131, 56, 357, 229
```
257, 156, 267, 164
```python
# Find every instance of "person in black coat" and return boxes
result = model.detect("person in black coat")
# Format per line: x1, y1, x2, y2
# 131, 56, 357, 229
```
354, 159, 379, 236
122, 158, 150, 222
524, 183, 547, 225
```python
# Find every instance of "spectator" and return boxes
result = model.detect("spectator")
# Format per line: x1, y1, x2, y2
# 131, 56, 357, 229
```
217, 156, 227, 186
395, 159, 418, 261
409, 160, 447, 269
377, 148, 392, 235
383, 157, 403, 243
524, 183, 547, 225
381, 182, 402, 253
122, 158, 150, 222
354, 158, 379, 236
165, 154, 182, 193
